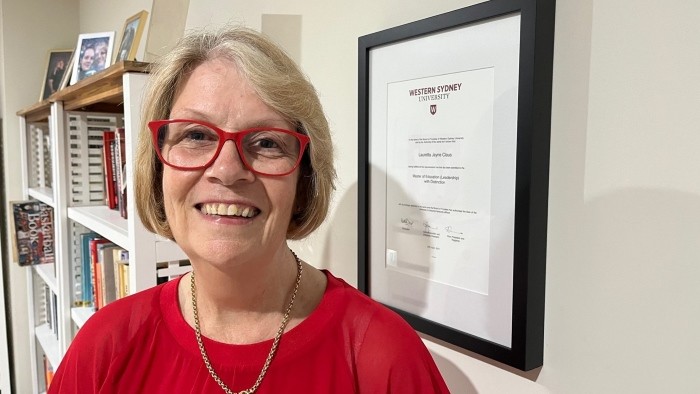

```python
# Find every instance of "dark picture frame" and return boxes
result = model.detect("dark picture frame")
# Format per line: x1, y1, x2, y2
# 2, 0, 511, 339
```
357, 0, 555, 370
116, 10, 149, 62
69, 31, 115, 85
58, 51, 75, 91
40, 49, 73, 100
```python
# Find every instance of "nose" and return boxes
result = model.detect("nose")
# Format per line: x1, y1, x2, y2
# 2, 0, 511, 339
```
204, 140, 255, 184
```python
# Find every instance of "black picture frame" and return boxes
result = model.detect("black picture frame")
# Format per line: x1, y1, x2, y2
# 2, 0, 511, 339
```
40, 49, 73, 100
358, 0, 555, 371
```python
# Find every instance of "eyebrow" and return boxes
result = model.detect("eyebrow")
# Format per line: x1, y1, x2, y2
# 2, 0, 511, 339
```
169, 109, 291, 130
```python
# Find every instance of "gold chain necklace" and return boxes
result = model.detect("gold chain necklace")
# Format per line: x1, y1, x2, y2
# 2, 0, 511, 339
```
190, 251, 303, 394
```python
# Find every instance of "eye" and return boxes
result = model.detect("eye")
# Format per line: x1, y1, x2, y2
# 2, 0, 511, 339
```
183, 128, 214, 141
255, 137, 279, 149
176, 125, 218, 144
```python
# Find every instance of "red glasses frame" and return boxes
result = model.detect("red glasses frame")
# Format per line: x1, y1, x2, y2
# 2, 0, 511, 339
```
148, 119, 310, 176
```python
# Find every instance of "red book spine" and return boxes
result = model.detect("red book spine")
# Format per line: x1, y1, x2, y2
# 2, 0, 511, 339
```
102, 131, 116, 209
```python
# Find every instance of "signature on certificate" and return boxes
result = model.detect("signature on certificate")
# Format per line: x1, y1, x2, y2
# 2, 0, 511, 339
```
445, 225, 463, 235
400, 217, 414, 226
423, 221, 437, 231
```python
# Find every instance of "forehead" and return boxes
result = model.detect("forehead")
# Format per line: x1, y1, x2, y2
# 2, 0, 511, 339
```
169, 58, 286, 126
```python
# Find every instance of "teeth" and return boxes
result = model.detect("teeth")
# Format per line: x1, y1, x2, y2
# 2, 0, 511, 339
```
201, 203, 256, 218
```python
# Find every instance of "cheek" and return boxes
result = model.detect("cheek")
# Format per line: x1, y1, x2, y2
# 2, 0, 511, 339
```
161, 169, 195, 222
272, 177, 300, 218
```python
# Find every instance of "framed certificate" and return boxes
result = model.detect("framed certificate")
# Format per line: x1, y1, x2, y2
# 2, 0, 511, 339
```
358, 0, 555, 370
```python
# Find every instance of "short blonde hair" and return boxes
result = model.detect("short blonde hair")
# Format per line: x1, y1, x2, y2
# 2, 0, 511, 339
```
135, 27, 335, 240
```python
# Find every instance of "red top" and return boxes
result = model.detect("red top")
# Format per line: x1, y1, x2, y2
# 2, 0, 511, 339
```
50, 271, 450, 393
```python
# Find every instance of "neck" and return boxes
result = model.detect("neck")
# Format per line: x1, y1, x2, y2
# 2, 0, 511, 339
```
180, 245, 301, 343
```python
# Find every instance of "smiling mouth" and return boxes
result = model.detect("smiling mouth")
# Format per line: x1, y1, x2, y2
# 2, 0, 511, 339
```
198, 203, 259, 218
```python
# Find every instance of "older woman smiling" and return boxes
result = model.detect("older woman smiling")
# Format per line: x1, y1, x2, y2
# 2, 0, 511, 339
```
49, 27, 448, 394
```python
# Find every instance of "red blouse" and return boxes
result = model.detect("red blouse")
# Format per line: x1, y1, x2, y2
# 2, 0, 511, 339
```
49, 270, 450, 393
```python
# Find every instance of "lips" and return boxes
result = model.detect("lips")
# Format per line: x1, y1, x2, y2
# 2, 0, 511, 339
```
198, 203, 259, 218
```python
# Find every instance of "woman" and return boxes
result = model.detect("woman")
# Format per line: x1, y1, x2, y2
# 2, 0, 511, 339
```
45, 58, 65, 98
78, 45, 96, 80
93, 39, 109, 72
49, 27, 449, 393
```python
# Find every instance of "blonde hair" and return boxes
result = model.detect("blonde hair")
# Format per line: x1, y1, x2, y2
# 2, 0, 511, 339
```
135, 27, 335, 240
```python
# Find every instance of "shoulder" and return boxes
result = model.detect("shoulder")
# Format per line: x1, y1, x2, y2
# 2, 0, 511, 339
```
49, 280, 181, 393
85, 280, 163, 328
67, 280, 170, 360
323, 271, 450, 393
324, 271, 415, 335
322, 271, 429, 357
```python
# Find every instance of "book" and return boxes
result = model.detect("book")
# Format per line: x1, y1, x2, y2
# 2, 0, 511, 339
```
89, 238, 113, 310
114, 127, 128, 219
43, 354, 54, 391
44, 284, 52, 330
113, 248, 129, 299
79, 232, 99, 307
102, 130, 117, 209
51, 292, 58, 337
10, 200, 55, 266
97, 243, 119, 307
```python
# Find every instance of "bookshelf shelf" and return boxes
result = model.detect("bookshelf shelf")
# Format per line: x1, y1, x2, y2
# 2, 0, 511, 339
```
67, 206, 129, 250
35, 323, 60, 370
27, 187, 54, 207
70, 307, 94, 329
33, 264, 58, 294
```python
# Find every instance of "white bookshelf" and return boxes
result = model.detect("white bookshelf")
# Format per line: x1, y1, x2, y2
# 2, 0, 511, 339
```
33, 264, 58, 294
70, 307, 94, 329
17, 62, 188, 393
34, 323, 60, 370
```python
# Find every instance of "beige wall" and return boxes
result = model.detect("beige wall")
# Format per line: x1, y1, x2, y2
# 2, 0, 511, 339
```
2, 0, 698, 392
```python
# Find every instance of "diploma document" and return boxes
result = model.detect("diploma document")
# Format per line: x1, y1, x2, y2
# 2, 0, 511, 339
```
386, 69, 494, 295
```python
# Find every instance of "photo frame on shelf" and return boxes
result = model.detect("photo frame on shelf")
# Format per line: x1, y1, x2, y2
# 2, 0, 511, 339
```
58, 51, 75, 90
69, 31, 116, 85
40, 49, 73, 100
357, 0, 555, 370
116, 10, 149, 62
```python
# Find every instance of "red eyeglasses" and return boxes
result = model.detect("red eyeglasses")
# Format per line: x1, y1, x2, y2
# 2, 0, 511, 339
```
148, 119, 310, 176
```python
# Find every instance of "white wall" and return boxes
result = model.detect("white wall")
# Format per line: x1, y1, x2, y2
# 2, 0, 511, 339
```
2, 0, 699, 392
540, 1, 700, 392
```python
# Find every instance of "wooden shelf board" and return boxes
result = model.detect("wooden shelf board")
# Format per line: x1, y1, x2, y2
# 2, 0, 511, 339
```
55, 61, 149, 110
17, 61, 149, 119
16, 100, 51, 122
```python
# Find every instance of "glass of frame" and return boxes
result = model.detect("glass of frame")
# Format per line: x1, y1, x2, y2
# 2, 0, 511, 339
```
116, 10, 149, 62
40, 49, 72, 100
69, 31, 116, 85
357, 0, 556, 371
